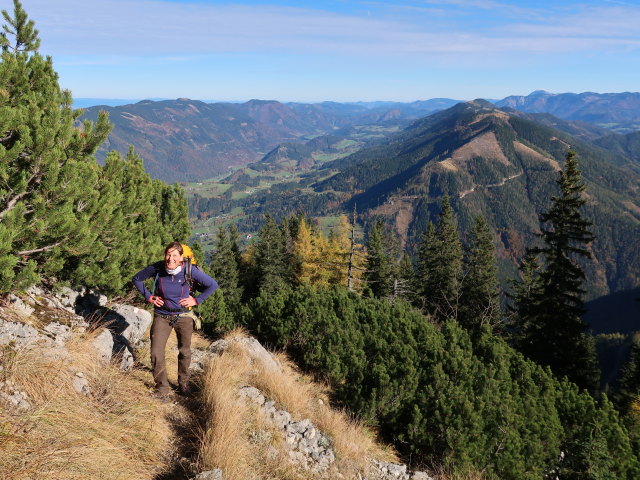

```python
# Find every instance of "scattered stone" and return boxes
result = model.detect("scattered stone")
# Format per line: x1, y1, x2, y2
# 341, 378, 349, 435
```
75, 289, 108, 317
72, 372, 90, 396
239, 385, 265, 405
25, 285, 45, 301
91, 329, 133, 370
113, 333, 135, 371
239, 384, 335, 475
367, 460, 435, 480
0, 389, 31, 411
411, 472, 435, 480
190, 348, 208, 372
56, 286, 84, 313
192, 469, 223, 480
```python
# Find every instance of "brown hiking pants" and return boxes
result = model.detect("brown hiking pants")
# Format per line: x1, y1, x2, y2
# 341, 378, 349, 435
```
150, 313, 194, 394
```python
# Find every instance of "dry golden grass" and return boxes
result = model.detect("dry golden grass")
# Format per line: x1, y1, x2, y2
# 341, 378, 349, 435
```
198, 341, 256, 480
197, 329, 397, 480
0, 327, 174, 480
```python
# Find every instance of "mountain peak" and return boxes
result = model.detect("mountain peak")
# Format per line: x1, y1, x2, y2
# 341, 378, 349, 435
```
529, 90, 552, 96
468, 98, 496, 109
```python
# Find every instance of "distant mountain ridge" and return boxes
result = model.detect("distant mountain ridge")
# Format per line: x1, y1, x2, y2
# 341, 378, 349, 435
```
79, 91, 640, 183
80, 97, 461, 182
495, 90, 640, 133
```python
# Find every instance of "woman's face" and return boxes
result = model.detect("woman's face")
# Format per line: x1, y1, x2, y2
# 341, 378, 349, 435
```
165, 248, 183, 270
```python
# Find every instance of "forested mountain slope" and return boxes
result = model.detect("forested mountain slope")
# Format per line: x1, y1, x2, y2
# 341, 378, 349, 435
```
316, 100, 640, 296
594, 130, 640, 163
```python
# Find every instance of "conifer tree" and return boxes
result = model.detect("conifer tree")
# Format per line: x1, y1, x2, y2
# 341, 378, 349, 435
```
70, 148, 189, 292
508, 251, 544, 346
209, 225, 243, 310
459, 215, 501, 335
415, 196, 463, 320
363, 218, 398, 299
292, 218, 316, 285
415, 221, 438, 311
394, 252, 414, 302
252, 214, 290, 294
517, 151, 600, 391
0, 0, 112, 290
615, 337, 640, 411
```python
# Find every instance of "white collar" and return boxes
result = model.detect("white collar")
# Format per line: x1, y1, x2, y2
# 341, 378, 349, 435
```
166, 264, 182, 275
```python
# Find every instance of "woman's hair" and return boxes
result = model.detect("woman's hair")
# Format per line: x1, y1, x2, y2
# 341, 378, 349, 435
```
164, 241, 183, 256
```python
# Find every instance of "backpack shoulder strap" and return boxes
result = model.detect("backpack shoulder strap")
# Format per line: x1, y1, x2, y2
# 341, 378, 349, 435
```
183, 259, 194, 290
151, 261, 163, 296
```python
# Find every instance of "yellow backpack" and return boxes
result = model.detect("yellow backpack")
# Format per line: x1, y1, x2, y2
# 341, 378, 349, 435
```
181, 243, 197, 265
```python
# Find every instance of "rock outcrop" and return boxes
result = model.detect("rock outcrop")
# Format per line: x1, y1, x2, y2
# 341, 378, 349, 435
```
0, 286, 152, 407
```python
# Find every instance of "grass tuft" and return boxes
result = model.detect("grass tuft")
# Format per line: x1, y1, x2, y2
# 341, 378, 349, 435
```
0, 327, 173, 480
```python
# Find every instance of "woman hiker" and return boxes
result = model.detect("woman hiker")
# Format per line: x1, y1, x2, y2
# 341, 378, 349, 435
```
133, 241, 218, 399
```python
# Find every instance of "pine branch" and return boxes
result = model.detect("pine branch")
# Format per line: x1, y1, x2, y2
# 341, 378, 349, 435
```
0, 170, 43, 221
0, 189, 29, 221
16, 241, 63, 255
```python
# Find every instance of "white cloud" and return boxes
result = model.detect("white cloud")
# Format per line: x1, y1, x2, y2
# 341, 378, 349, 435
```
19, 0, 640, 61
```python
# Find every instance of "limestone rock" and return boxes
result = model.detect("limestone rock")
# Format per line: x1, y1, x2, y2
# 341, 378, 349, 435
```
7, 294, 34, 317
54, 286, 84, 314
190, 348, 208, 372
239, 384, 335, 475
0, 319, 53, 349
208, 336, 280, 372
93, 329, 114, 364
43, 322, 72, 345
411, 472, 435, 480
75, 289, 108, 317
100, 304, 152, 345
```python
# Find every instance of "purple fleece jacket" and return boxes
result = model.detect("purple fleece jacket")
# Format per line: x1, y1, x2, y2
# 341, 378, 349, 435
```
132, 262, 218, 316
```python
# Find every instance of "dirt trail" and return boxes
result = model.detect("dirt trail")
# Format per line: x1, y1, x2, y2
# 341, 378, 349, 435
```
154, 390, 204, 480
459, 172, 523, 198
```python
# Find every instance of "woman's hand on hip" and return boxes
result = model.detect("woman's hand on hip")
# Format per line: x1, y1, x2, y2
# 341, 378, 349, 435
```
148, 295, 164, 307
180, 296, 197, 308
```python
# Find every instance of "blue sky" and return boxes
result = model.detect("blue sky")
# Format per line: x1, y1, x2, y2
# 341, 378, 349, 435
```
17, 0, 640, 102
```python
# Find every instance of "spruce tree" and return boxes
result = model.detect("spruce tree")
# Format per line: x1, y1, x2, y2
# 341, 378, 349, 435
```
615, 337, 640, 411
459, 215, 501, 335
415, 195, 463, 321
415, 221, 438, 312
363, 218, 398, 299
394, 252, 415, 302
508, 251, 544, 347
252, 214, 290, 294
209, 225, 243, 310
518, 151, 600, 391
